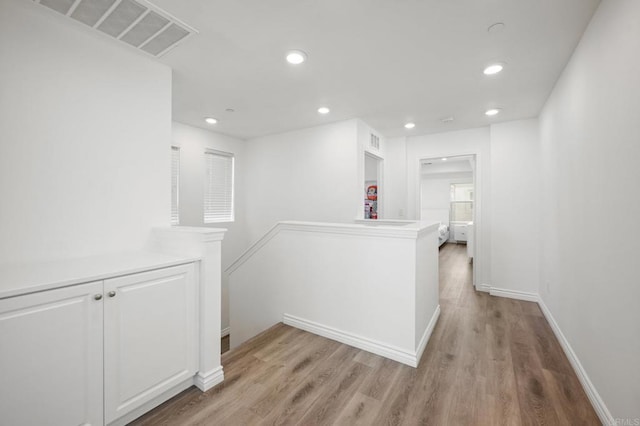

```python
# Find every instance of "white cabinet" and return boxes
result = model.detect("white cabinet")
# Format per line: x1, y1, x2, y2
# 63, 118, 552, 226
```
0, 281, 104, 426
454, 224, 468, 242
104, 264, 197, 424
0, 263, 196, 426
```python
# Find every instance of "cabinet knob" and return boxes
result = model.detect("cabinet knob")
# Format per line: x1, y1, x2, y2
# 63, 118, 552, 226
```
94, 294, 103, 300
108, 291, 116, 298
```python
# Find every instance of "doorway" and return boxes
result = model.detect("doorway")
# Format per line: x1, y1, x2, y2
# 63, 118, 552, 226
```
364, 152, 383, 219
419, 154, 476, 286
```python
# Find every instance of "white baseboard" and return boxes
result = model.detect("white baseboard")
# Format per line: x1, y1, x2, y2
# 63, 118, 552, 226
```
109, 377, 193, 426
489, 286, 539, 302
537, 298, 614, 425
283, 313, 422, 367
221, 327, 230, 337
477, 283, 491, 292
194, 366, 224, 392
415, 305, 441, 363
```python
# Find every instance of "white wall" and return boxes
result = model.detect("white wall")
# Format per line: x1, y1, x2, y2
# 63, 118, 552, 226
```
171, 122, 248, 331
421, 174, 473, 216
228, 222, 440, 367
384, 137, 408, 219
490, 119, 540, 294
0, 0, 171, 264
365, 154, 378, 182
243, 119, 359, 242
539, 0, 640, 419
357, 119, 386, 218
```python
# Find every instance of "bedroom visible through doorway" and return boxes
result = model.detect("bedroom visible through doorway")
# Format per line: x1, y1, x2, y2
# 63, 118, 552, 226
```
419, 155, 476, 286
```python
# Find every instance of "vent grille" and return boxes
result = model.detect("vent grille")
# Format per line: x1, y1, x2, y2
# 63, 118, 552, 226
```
370, 133, 380, 150
34, 0, 196, 57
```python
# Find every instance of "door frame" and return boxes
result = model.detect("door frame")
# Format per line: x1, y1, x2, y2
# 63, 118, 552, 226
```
416, 152, 483, 290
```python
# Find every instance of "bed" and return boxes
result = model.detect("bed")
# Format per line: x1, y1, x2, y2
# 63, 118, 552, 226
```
438, 223, 450, 247
421, 208, 451, 248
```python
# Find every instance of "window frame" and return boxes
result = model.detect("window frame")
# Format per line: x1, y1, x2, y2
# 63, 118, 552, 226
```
203, 148, 235, 224
170, 146, 180, 226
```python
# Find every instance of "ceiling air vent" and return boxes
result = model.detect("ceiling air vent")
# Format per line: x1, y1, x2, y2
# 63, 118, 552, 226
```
34, 0, 197, 57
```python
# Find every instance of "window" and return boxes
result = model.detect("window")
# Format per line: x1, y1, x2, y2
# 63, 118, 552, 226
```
204, 149, 234, 223
171, 146, 180, 225
450, 183, 473, 222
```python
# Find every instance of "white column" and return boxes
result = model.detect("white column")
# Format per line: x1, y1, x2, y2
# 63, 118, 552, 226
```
150, 226, 227, 391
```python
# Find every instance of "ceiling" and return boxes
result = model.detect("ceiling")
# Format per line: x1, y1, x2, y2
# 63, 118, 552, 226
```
422, 156, 473, 175
144, 0, 599, 139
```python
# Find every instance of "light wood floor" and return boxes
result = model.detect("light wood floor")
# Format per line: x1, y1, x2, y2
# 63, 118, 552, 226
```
131, 243, 599, 425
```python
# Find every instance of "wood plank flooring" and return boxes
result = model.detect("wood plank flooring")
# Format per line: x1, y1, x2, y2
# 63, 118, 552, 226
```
131, 243, 600, 425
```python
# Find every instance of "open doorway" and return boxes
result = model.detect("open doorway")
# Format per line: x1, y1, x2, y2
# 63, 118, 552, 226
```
419, 154, 476, 286
364, 152, 383, 219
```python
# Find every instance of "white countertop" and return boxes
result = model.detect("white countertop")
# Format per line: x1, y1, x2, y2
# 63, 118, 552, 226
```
0, 251, 200, 299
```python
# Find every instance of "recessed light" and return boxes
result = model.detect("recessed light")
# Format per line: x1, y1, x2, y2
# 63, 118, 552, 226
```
441, 116, 454, 123
483, 64, 504, 75
286, 50, 307, 65
205, 117, 217, 124
317, 107, 330, 114
404, 122, 416, 129
442, 158, 448, 161
485, 108, 501, 116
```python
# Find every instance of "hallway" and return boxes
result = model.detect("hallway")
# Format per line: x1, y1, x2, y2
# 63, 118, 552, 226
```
132, 243, 599, 425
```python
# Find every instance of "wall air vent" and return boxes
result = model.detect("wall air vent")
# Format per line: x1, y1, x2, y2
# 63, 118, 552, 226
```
370, 133, 380, 150
34, 0, 197, 57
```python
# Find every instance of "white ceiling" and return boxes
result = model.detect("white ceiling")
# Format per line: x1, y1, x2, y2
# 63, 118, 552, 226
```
147, 0, 599, 139
422, 156, 473, 175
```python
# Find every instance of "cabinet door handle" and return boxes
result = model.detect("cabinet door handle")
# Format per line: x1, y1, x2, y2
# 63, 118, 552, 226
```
94, 294, 103, 301
108, 291, 116, 298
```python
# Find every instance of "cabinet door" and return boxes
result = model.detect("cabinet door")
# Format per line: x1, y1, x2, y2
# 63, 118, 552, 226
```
454, 225, 468, 241
104, 264, 197, 424
0, 282, 104, 426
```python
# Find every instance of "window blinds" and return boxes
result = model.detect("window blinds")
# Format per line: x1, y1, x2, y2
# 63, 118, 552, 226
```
204, 150, 234, 223
171, 146, 180, 225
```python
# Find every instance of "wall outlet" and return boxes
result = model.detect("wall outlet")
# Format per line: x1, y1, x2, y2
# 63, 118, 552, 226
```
399, 208, 405, 217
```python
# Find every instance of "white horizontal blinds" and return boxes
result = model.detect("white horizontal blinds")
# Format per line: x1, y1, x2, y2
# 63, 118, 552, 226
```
204, 150, 234, 223
450, 183, 473, 222
171, 146, 180, 225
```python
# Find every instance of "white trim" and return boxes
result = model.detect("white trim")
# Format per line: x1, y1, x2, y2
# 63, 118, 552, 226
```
221, 327, 230, 337
279, 221, 437, 240
537, 298, 614, 426
415, 305, 441, 363
194, 366, 224, 392
489, 287, 539, 302
226, 223, 281, 274
476, 283, 491, 292
226, 221, 438, 275
483, 290, 612, 424
283, 313, 419, 367
108, 377, 193, 426
415, 150, 483, 289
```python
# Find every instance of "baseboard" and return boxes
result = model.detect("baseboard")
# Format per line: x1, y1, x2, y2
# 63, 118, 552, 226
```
415, 305, 441, 363
283, 313, 419, 367
109, 377, 193, 426
221, 327, 230, 337
489, 286, 539, 302
194, 366, 224, 392
477, 283, 491, 293
537, 298, 614, 425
